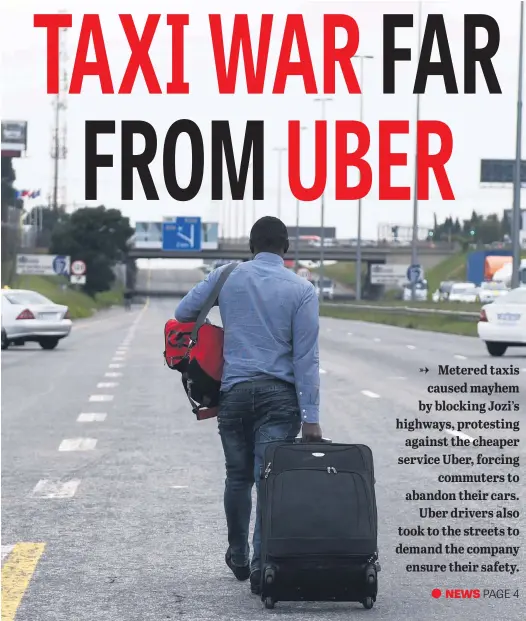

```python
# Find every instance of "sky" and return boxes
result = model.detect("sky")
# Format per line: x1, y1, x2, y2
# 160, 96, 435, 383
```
1, 0, 525, 250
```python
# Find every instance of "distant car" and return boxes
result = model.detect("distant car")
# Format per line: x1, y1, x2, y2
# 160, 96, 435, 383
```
476, 281, 509, 304
433, 280, 455, 302
447, 282, 478, 303
1, 289, 72, 350
477, 287, 526, 356
403, 280, 428, 302
313, 278, 335, 300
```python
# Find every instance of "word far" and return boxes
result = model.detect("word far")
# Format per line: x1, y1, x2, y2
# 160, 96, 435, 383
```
84, 119, 454, 202
34, 13, 501, 95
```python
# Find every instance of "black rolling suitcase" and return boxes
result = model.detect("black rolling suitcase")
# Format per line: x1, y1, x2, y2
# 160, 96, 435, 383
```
259, 441, 380, 610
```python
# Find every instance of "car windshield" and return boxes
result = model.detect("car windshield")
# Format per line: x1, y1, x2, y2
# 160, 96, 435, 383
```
4, 291, 52, 305
493, 288, 526, 305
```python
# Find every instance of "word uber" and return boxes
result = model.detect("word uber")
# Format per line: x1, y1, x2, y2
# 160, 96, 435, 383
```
34, 13, 502, 95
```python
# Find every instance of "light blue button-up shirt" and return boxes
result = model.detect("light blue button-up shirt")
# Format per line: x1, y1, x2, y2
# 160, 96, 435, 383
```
174, 253, 320, 423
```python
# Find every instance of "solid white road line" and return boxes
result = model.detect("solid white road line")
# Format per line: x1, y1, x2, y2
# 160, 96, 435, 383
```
77, 413, 107, 422
454, 354, 467, 360
32, 479, 81, 498
105, 372, 122, 378
97, 382, 118, 388
89, 395, 114, 402
406, 345, 416, 350
59, 438, 97, 451
445, 429, 474, 442
108, 364, 123, 369
361, 390, 380, 399
1, 545, 14, 562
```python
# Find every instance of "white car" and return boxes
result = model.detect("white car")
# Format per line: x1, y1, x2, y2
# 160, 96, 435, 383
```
314, 278, 335, 300
403, 282, 428, 302
477, 287, 526, 356
448, 282, 478, 303
477, 281, 509, 304
1, 289, 72, 350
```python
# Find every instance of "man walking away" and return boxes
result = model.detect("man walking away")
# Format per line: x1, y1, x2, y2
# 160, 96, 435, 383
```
174, 216, 322, 594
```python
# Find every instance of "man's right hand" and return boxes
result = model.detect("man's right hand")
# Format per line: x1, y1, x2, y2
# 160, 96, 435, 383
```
301, 422, 323, 442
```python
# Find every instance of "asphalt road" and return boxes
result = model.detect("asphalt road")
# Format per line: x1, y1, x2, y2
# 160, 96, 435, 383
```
1, 271, 524, 620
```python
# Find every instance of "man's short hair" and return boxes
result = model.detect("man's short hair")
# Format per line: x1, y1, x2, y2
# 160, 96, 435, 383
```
250, 216, 288, 253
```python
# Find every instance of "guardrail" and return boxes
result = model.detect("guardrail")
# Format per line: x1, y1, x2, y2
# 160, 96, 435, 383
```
323, 303, 480, 320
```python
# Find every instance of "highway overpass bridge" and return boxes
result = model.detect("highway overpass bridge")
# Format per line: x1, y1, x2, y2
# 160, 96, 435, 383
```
128, 242, 457, 270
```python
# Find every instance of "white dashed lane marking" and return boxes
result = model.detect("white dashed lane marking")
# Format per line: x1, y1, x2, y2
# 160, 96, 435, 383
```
347, 332, 353, 336
320, 369, 327, 375
112, 357, 125, 362
59, 438, 98, 451
361, 390, 380, 399
105, 372, 122, 378
32, 479, 81, 498
77, 413, 107, 422
406, 345, 416, 350
109, 364, 123, 369
388, 376, 406, 380
89, 395, 114, 402
454, 354, 467, 360
97, 382, 118, 388
170, 486, 188, 489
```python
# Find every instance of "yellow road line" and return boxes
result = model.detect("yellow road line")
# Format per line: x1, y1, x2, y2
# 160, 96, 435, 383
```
1, 543, 46, 621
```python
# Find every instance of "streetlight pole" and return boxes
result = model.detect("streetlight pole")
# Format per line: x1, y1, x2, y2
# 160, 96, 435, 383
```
273, 147, 287, 220
512, 0, 524, 289
314, 97, 333, 304
295, 125, 308, 271
411, 0, 423, 301
354, 54, 374, 302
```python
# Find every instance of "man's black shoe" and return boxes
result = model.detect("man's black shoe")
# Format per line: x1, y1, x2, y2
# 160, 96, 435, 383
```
225, 549, 250, 581
250, 569, 261, 594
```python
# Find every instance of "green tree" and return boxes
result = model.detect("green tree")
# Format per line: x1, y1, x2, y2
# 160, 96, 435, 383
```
1, 156, 23, 222
50, 205, 133, 295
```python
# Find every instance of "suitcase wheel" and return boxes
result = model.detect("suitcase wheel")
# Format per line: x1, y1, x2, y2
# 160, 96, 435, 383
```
263, 566, 276, 585
362, 597, 374, 610
264, 596, 275, 609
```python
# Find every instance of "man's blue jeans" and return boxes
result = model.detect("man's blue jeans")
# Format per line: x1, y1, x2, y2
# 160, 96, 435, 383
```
217, 380, 301, 573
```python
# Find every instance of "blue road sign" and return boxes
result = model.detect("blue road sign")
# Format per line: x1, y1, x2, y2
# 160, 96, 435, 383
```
407, 264, 424, 284
162, 217, 202, 251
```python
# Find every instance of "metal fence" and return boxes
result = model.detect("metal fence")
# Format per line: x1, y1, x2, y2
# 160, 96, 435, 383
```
324, 303, 479, 321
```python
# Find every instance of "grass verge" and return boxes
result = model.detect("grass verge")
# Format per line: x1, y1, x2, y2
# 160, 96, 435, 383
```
320, 305, 478, 337
9, 275, 123, 319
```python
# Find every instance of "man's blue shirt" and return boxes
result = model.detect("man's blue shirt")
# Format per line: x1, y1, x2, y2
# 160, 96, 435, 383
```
174, 253, 320, 423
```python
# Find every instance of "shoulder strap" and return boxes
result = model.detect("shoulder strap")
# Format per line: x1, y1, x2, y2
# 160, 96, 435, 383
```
190, 262, 237, 342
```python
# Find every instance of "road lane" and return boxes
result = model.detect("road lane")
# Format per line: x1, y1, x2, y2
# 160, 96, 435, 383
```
1, 296, 524, 620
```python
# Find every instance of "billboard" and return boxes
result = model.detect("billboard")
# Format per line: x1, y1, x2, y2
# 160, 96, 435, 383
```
16, 254, 70, 276
370, 264, 407, 286
134, 221, 218, 249
1, 121, 28, 156
503, 209, 526, 231
287, 226, 336, 239
480, 159, 526, 185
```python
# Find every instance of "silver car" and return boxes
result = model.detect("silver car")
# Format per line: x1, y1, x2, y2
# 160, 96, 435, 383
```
1, 289, 72, 350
